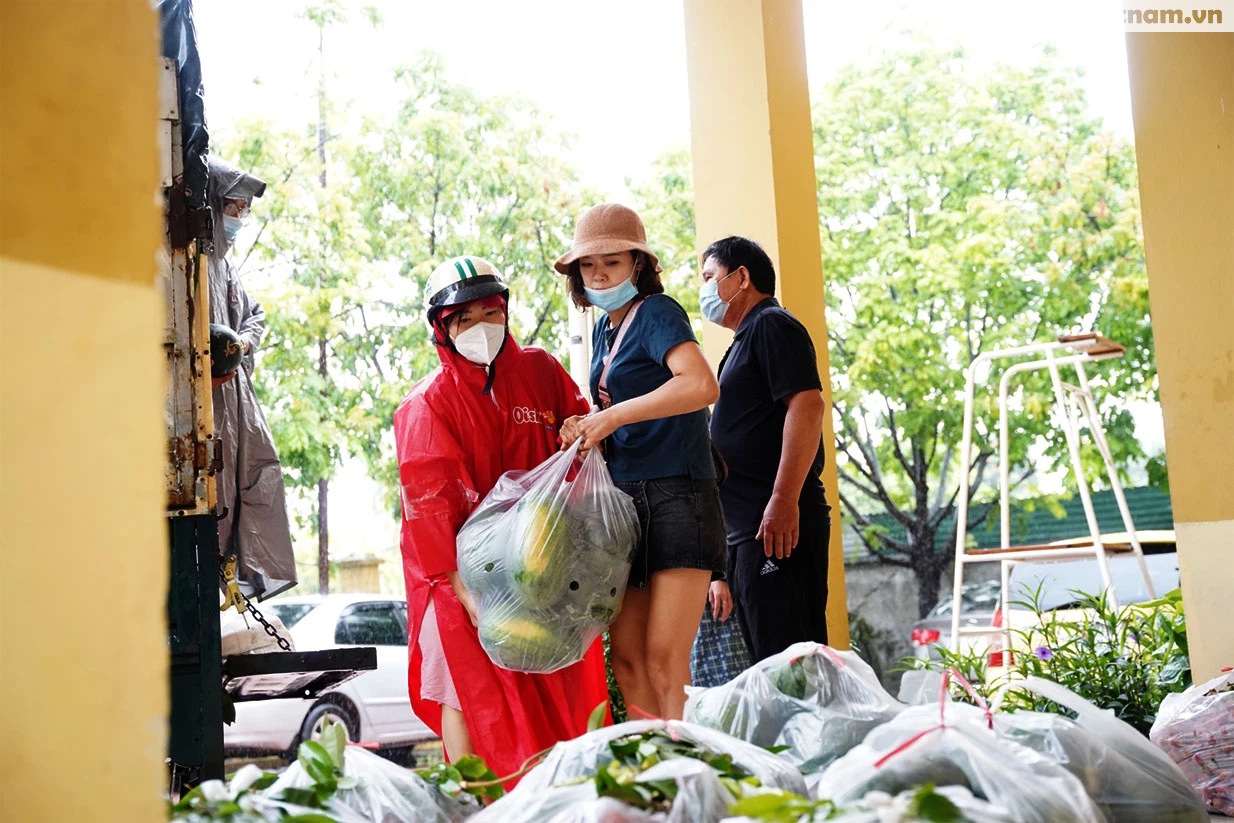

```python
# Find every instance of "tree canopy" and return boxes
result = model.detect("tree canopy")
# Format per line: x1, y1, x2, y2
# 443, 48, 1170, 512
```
814, 42, 1157, 614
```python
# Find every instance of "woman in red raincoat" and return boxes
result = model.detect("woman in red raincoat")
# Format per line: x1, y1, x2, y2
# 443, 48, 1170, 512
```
394, 255, 609, 777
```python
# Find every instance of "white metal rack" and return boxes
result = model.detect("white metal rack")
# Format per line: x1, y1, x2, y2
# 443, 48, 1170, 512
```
948, 334, 1157, 654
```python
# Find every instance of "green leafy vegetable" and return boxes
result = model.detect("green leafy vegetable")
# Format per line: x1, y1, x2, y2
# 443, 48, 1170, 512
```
906, 784, 963, 822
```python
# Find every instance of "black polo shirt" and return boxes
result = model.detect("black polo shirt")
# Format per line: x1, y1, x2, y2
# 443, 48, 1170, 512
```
710, 297, 827, 543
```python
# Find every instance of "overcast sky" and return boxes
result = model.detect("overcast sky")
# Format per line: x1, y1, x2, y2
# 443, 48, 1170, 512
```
197, 0, 1136, 198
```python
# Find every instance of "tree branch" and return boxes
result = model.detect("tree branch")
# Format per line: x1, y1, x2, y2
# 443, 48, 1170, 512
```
884, 400, 915, 478
357, 303, 386, 380
840, 412, 915, 528
493, 193, 522, 240
837, 465, 883, 502
932, 442, 955, 512
839, 491, 913, 566
524, 299, 554, 347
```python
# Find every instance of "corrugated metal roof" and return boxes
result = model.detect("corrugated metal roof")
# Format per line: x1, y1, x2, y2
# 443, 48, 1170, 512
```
844, 486, 1174, 562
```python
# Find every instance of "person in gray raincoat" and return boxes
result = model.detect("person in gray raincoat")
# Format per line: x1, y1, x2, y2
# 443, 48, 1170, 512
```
207, 158, 297, 599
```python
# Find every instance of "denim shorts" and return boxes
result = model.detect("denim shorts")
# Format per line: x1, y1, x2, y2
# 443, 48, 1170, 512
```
614, 476, 728, 589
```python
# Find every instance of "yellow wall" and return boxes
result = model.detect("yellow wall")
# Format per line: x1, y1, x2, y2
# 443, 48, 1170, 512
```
684, 0, 849, 647
1125, 33, 1234, 682
0, 1, 166, 821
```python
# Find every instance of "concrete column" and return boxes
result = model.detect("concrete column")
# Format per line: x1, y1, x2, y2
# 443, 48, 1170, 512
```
1125, 33, 1234, 682
1, 0, 165, 820
683, 0, 849, 647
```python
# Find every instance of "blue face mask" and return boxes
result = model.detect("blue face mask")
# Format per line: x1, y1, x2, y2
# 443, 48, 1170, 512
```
222, 214, 244, 244
585, 277, 640, 313
699, 270, 737, 325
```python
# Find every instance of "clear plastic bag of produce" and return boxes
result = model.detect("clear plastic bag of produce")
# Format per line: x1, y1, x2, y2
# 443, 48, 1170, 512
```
998, 676, 1208, 822
457, 440, 639, 673
1150, 668, 1234, 816
171, 765, 373, 823
684, 641, 903, 776
267, 745, 479, 823
540, 795, 667, 823
470, 719, 809, 823
723, 785, 1019, 822
815, 699, 1105, 823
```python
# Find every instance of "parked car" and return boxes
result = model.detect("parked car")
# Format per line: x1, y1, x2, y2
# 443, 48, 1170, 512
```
224, 594, 436, 760
912, 532, 1181, 661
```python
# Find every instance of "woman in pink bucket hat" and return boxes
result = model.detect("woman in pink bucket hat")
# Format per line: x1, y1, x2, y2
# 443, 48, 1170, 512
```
556, 203, 726, 720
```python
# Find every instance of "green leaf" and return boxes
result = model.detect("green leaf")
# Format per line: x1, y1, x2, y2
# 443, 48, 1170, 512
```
727, 790, 828, 822
278, 787, 321, 808
318, 719, 346, 771
284, 814, 345, 823
907, 783, 963, 821
587, 700, 608, 732
454, 754, 492, 781
761, 744, 793, 754
252, 772, 279, 791
297, 740, 338, 792
171, 785, 204, 812
609, 737, 640, 760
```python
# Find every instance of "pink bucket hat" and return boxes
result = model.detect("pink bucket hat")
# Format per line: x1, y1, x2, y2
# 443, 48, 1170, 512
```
554, 203, 663, 275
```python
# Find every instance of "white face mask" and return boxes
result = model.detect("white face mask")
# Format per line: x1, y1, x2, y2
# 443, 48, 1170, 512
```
222, 214, 244, 244
452, 321, 506, 365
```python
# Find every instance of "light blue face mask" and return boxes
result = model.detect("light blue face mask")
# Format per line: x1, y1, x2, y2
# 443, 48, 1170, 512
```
699, 269, 737, 325
585, 276, 640, 313
222, 214, 244, 244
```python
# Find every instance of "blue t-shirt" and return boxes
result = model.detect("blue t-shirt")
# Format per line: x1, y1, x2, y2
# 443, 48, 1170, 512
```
589, 294, 716, 483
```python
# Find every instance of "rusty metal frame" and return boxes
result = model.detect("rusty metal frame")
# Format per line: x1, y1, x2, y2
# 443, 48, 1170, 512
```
162, 56, 217, 517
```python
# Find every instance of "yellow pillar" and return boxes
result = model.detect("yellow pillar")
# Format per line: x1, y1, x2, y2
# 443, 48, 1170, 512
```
683, 0, 849, 647
1125, 33, 1234, 683
1, 2, 165, 821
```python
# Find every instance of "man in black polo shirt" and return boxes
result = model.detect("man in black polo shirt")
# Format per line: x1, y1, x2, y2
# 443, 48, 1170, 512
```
701, 236, 830, 660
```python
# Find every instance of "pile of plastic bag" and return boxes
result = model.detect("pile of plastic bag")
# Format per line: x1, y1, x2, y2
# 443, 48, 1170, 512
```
457, 441, 639, 673
1151, 668, 1234, 816
469, 719, 808, 823
684, 642, 903, 779
998, 677, 1209, 822
816, 698, 1107, 823
722, 785, 1019, 823
268, 746, 479, 823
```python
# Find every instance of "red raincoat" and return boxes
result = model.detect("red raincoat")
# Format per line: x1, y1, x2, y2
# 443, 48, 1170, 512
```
394, 334, 608, 778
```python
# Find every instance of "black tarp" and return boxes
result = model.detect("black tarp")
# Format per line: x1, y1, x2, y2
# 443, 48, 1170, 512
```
159, 0, 209, 210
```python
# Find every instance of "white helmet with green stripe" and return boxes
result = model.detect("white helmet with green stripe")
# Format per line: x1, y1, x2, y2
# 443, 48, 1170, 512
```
425, 255, 510, 326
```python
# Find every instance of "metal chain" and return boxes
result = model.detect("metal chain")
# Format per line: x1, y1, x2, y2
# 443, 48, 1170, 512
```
242, 596, 292, 651
219, 556, 292, 652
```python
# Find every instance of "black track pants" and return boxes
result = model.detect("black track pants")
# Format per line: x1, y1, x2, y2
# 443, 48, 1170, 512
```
727, 510, 830, 661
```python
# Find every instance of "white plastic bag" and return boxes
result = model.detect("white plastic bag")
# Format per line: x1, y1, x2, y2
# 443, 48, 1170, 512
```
684, 642, 903, 775
457, 441, 639, 673
722, 785, 1018, 823
267, 746, 479, 823
1150, 669, 1234, 816
471, 719, 808, 823
999, 676, 1208, 822
815, 700, 1105, 823
542, 796, 667, 823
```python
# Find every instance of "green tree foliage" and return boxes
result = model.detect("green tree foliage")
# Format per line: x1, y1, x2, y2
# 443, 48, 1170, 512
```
814, 41, 1157, 615
222, 47, 597, 537
628, 148, 701, 318
349, 51, 596, 509
632, 41, 1159, 618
